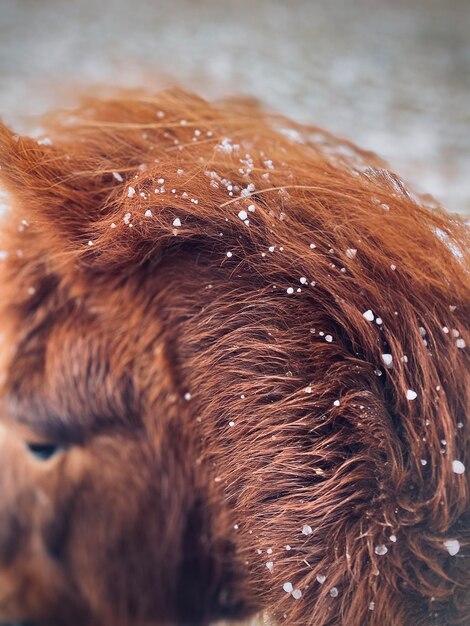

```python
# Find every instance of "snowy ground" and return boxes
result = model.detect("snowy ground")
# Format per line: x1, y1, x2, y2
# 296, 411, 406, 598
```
0, 0, 469, 214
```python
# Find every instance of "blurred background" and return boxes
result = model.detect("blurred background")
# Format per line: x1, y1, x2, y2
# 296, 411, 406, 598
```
0, 0, 469, 214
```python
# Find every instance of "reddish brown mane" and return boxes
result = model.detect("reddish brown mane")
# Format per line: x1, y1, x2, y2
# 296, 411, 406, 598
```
0, 88, 468, 625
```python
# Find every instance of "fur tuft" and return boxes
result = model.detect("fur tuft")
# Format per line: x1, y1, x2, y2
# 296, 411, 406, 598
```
0, 89, 468, 625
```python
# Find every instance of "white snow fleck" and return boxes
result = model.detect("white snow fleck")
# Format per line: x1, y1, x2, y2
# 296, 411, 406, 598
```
330, 587, 339, 598
283, 582, 293, 594
363, 309, 374, 321
219, 137, 234, 153
443, 539, 460, 556
184, 392, 192, 401
287, 287, 294, 295
369, 602, 375, 611
300, 276, 308, 285
110, 223, 117, 229
124, 212, 132, 225
241, 183, 255, 197
420, 459, 427, 466
87, 240, 93, 246
452, 460, 465, 474
316, 574, 326, 584
112, 171, 123, 182
374, 544, 388, 556
292, 589, 302, 600
172, 217, 182, 227
144, 209, 152, 218
325, 334, 333, 342
333, 400, 340, 407
345, 248, 357, 259
127, 186, 136, 198
266, 561, 274, 572
456, 338, 466, 349
229, 421, 235, 427
381, 353, 393, 368
226, 251, 233, 258
238, 209, 248, 221
389, 534, 397, 542
248, 204, 256, 212
406, 389, 417, 401
302, 525, 313, 536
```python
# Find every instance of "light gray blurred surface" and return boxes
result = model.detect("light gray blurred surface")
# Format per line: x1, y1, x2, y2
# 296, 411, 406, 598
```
0, 0, 469, 213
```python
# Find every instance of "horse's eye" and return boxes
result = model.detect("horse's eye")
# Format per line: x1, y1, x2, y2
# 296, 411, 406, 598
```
26, 442, 63, 461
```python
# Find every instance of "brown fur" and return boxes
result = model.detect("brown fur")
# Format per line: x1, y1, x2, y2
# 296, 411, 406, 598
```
0, 88, 468, 626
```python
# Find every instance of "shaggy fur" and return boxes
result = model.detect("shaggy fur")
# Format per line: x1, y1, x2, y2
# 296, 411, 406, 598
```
0, 89, 468, 626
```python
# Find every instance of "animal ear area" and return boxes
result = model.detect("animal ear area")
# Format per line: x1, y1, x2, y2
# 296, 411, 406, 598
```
0, 122, 111, 247
0, 122, 212, 270
81, 171, 238, 271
